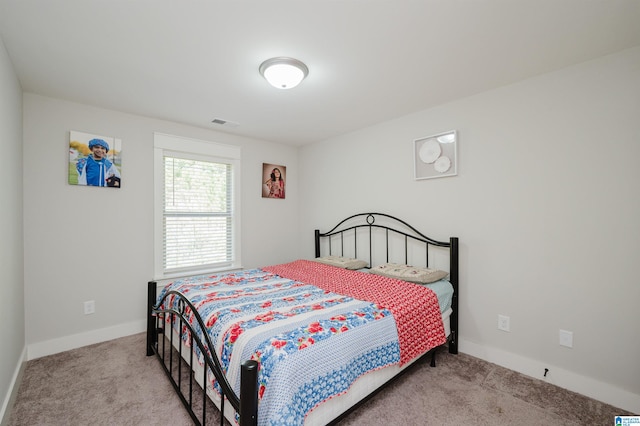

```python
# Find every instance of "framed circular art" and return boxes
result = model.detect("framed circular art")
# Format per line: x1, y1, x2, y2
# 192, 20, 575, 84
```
413, 130, 457, 180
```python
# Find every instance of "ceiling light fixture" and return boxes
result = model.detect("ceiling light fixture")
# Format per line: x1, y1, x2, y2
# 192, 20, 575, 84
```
259, 57, 308, 89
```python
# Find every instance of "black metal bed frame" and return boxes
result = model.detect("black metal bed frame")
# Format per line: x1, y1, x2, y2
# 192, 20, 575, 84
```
146, 212, 459, 426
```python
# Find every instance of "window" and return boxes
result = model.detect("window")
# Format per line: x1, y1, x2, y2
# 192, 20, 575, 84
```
154, 133, 241, 279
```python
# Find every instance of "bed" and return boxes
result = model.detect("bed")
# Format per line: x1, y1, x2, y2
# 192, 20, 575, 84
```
146, 212, 459, 426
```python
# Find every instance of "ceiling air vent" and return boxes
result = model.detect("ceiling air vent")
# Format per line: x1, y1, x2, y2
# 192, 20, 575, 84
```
211, 117, 239, 127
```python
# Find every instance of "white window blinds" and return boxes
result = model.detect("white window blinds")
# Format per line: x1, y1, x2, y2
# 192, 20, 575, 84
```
163, 156, 233, 272
154, 133, 241, 279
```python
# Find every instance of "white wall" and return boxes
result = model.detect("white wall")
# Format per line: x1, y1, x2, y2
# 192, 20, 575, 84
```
0, 36, 25, 424
298, 47, 640, 413
22, 94, 299, 357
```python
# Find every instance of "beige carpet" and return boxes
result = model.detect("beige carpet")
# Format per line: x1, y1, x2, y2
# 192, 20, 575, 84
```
8, 333, 631, 425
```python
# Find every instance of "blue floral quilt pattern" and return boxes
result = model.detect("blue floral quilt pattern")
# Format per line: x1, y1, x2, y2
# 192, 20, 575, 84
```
159, 268, 401, 426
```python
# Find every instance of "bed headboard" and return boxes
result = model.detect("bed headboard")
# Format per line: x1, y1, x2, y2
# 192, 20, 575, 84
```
315, 213, 457, 276
314, 212, 459, 354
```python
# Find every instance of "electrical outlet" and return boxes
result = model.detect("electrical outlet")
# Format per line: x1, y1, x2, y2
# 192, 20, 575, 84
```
559, 329, 573, 348
498, 314, 510, 332
84, 300, 95, 315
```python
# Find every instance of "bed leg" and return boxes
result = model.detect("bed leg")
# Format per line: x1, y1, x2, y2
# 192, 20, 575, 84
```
240, 360, 259, 426
430, 349, 437, 367
448, 330, 458, 354
146, 281, 157, 356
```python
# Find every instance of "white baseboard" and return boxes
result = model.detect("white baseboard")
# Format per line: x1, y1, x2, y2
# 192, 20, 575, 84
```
459, 338, 640, 415
27, 320, 146, 360
0, 346, 27, 426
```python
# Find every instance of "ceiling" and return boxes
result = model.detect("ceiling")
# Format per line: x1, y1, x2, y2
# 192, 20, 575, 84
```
1, 1, 640, 146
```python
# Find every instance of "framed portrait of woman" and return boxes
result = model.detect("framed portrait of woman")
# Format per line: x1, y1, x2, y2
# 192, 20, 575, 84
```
262, 163, 286, 199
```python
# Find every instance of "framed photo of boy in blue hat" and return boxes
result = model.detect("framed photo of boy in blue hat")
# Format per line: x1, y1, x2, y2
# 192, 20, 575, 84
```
69, 130, 122, 188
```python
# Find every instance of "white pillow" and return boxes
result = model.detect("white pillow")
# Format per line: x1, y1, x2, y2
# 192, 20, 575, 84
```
313, 256, 368, 270
369, 263, 448, 284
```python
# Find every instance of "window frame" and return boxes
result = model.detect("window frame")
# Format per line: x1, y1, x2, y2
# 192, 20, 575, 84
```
153, 132, 241, 280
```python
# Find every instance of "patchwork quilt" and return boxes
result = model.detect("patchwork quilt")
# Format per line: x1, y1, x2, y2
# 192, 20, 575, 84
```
158, 260, 446, 426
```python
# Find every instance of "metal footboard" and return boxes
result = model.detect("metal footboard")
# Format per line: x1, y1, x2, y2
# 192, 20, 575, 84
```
146, 281, 258, 426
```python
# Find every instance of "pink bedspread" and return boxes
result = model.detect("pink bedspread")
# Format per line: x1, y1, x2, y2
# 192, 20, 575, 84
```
263, 259, 446, 365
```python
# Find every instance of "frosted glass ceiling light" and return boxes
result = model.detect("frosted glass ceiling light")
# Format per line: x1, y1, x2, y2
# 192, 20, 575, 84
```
259, 57, 308, 89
